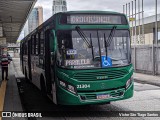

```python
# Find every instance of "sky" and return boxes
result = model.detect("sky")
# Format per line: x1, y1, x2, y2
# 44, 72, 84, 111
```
18, 0, 160, 40
35, 0, 160, 21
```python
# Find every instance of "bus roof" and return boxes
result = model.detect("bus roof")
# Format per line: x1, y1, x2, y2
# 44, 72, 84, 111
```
62, 11, 124, 15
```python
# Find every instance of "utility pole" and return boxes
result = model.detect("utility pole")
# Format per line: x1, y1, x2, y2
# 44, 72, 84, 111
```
135, 0, 137, 45
126, 3, 128, 17
155, 0, 158, 75
132, 1, 134, 44
142, 0, 145, 44
134, 0, 137, 71
155, 0, 158, 45
138, 0, 141, 44
129, 3, 130, 20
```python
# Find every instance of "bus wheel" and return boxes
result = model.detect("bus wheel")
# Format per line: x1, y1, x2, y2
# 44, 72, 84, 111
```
40, 75, 46, 96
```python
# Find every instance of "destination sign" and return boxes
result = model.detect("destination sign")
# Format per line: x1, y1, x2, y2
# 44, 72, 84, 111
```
60, 14, 126, 24
65, 59, 91, 66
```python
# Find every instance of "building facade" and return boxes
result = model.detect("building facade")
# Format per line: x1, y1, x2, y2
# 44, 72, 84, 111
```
129, 14, 160, 45
28, 6, 43, 33
52, 0, 67, 15
23, 20, 29, 37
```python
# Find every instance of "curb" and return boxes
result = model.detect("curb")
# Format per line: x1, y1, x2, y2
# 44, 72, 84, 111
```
134, 78, 160, 87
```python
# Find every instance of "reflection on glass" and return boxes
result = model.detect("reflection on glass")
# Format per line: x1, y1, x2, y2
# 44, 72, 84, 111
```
57, 30, 130, 69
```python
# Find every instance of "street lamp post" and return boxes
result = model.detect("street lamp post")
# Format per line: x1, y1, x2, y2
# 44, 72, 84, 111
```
132, 1, 134, 44
155, 0, 158, 45
135, 0, 137, 45
138, 0, 141, 44
142, 0, 145, 44
126, 3, 128, 17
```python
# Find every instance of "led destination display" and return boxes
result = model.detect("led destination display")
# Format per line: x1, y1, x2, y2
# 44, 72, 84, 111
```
68, 15, 120, 24
60, 14, 127, 24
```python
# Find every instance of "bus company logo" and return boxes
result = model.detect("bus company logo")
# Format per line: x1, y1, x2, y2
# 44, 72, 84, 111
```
100, 83, 107, 89
96, 76, 108, 80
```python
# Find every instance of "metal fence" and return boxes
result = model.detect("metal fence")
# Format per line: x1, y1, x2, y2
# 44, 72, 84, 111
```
131, 45, 160, 75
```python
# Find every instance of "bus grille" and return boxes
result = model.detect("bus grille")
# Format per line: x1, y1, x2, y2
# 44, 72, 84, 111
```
80, 89, 124, 100
73, 69, 128, 81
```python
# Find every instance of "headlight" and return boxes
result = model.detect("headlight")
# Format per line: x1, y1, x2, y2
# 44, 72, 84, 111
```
68, 85, 76, 94
59, 79, 77, 95
59, 81, 67, 88
126, 78, 133, 89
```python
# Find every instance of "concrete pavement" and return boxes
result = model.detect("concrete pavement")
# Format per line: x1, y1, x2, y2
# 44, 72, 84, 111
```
133, 73, 160, 87
0, 60, 25, 120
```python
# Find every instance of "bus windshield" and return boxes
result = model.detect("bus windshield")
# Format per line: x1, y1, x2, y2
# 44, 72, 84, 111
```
57, 29, 130, 69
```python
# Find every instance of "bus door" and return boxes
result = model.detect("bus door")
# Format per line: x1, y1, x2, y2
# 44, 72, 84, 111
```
49, 30, 57, 103
49, 30, 56, 80
44, 30, 53, 95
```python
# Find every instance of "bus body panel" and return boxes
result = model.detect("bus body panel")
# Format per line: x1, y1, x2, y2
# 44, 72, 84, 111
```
56, 65, 133, 91
56, 81, 133, 105
55, 64, 133, 105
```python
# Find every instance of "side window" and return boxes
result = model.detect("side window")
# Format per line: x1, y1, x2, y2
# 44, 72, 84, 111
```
39, 31, 45, 69
31, 36, 35, 55
23, 43, 25, 55
30, 38, 32, 54
40, 31, 45, 55
35, 34, 39, 55
26, 42, 28, 55
50, 32, 55, 52
24, 42, 28, 55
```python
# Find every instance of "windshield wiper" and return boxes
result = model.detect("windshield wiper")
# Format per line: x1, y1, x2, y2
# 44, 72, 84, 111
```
104, 26, 117, 59
106, 26, 117, 46
89, 33, 95, 60
75, 26, 91, 48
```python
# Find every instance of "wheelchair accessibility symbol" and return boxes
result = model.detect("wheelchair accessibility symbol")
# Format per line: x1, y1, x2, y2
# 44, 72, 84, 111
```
101, 56, 112, 67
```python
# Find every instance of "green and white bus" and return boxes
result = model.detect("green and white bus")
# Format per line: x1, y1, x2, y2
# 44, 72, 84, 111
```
20, 11, 134, 105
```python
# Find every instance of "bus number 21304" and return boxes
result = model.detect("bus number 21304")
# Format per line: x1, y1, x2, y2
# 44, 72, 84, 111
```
77, 84, 90, 89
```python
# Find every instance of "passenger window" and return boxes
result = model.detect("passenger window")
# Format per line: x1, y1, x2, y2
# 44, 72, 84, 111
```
35, 34, 39, 55
24, 42, 28, 55
32, 36, 35, 55
40, 31, 45, 55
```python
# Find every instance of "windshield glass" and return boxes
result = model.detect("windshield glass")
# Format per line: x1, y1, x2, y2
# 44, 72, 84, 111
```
57, 30, 131, 69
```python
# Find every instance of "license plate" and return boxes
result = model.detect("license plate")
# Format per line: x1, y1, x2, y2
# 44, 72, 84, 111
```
96, 94, 110, 100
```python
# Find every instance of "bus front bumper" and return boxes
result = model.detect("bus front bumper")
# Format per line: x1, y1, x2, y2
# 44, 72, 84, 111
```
56, 82, 134, 105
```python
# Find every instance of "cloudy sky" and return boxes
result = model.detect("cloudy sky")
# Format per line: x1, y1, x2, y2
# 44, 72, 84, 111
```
35, 0, 160, 21
19, 0, 160, 39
